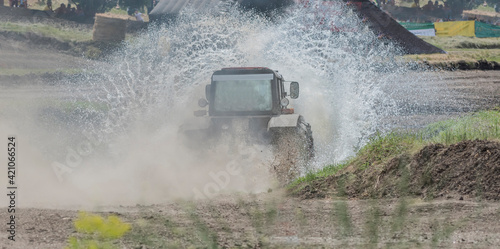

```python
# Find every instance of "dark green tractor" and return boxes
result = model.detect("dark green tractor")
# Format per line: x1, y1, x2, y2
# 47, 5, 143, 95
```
182, 67, 314, 183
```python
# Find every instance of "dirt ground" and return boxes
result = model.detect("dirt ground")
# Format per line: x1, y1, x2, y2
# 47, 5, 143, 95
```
1, 9, 500, 248
1, 192, 500, 248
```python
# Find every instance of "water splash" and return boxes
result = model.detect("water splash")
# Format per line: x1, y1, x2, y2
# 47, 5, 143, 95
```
10, 1, 440, 206
75, 2, 407, 192
86, 2, 406, 164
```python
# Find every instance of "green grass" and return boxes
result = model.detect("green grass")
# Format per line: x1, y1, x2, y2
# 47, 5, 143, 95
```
289, 110, 500, 187
0, 68, 82, 76
406, 37, 500, 63
288, 161, 350, 190
424, 110, 500, 144
0, 22, 92, 42
109, 7, 130, 16
475, 5, 496, 13
353, 131, 415, 170
421, 36, 500, 50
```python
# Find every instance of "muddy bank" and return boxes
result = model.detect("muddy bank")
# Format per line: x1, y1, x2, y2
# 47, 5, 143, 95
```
291, 140, 500, 201
424, 59, 500, 71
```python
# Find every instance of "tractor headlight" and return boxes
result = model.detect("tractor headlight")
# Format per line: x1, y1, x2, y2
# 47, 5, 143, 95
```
280, 97, 289, 107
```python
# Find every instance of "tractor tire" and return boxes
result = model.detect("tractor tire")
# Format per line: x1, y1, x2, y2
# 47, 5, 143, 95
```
271, 117, 314, 185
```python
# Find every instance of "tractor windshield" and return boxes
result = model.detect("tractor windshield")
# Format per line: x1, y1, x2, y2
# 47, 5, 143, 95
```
212, 74, 273, 113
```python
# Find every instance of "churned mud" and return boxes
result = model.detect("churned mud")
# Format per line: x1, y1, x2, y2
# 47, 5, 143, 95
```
292, 140, 500, 201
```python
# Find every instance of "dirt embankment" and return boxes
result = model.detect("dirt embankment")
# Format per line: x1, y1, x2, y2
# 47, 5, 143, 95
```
292, 140, 500, 201
423, 60, 500, 71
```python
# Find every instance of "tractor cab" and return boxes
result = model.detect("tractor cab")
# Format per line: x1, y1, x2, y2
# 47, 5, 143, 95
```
198, 67, 299, 117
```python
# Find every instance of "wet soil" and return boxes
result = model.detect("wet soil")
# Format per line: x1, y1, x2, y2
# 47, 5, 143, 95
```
292, 140, 500, 201
411, 140, 500, 200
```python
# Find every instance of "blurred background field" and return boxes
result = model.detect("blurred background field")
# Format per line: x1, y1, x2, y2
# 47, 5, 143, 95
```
406, 36, 500, 63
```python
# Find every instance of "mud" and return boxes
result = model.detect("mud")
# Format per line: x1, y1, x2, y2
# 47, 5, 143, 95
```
292, 140, 500, 201
411, 140, 500, 200
426, 60, 500, 71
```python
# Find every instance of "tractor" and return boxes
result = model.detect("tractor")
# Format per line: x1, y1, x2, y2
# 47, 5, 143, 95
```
182, 67, 314, 183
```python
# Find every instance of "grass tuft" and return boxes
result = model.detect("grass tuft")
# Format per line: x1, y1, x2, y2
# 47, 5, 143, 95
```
424, 110, 500, 144
287, 161, 350, 190
406, 37, 500, 63
66, 237, 116, 249
74, 211, 131, 239
0, 22, 92, 42
353, 131, 413, 170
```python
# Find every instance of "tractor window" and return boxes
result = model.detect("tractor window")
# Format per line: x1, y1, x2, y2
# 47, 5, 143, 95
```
213, 74, 273, 112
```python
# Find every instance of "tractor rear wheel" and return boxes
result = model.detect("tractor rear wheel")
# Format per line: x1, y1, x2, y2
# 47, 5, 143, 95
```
271, 119, 314, 185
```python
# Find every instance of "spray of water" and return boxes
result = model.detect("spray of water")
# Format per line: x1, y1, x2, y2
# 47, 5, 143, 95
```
2, 1, 436, 207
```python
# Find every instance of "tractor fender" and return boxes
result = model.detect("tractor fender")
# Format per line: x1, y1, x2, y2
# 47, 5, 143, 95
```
267, 114, 302, 131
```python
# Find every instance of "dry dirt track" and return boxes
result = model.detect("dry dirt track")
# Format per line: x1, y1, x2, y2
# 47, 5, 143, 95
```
0, 191, 500, 248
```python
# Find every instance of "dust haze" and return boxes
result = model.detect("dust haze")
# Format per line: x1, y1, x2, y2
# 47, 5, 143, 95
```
0, 87, 277, 209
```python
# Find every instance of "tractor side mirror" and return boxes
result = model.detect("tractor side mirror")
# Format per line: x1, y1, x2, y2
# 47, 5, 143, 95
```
205, 84, 211, 100
290, 81, 299, 99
